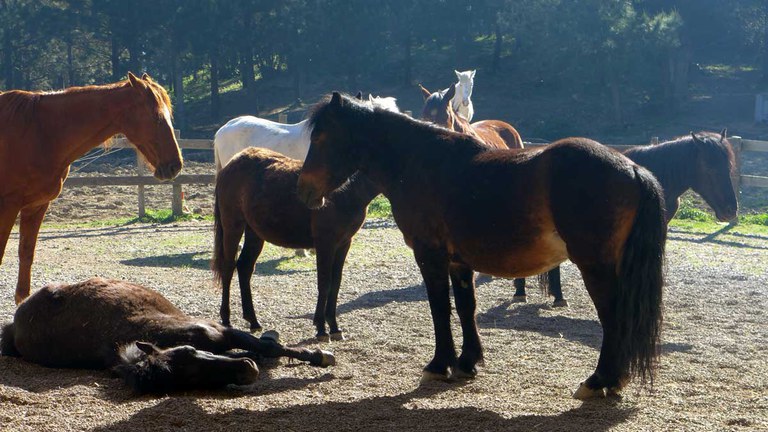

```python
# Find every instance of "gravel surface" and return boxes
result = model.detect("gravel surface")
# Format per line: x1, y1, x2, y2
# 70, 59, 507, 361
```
0, 215, 766, 431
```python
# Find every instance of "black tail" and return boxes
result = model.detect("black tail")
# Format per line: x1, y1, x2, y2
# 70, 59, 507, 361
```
615, 166, 666, 385
211, 188, 224, 287
1, 323, 20, 357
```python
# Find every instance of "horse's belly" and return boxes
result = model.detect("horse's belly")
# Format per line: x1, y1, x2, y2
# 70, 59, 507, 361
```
458, 230, 568, 278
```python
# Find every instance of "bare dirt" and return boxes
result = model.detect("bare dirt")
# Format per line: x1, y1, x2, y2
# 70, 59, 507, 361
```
1, 178, 767, 431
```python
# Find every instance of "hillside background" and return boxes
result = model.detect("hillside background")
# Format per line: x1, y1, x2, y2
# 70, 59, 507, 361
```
3, 0, 768, 144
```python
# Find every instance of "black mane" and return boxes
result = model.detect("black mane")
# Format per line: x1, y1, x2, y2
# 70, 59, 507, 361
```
112, 343, 174, 395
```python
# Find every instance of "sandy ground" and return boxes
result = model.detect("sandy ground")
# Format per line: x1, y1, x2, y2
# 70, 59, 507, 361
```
0, 213, 766, 431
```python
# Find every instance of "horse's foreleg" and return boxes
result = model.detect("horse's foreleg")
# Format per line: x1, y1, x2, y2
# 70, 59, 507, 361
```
0, 206, 18, 268
547, 267, 568, 307
313, 241, 335, 341
225, 328, 335, 367
449, 262, 482, 378
512, 278, 527, 302
413, 243, 455, 382
573, 263, 627, 399
325, 239, 351, 341
217, 219, 245, 328
237, 227, 264, 332
15, 203, 49, 305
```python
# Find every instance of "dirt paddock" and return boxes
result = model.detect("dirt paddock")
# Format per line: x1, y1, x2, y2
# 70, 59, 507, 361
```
0, 214, 766, 431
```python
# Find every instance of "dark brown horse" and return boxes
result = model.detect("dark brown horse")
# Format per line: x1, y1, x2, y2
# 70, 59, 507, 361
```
0, 278, 334, 394
297, 93, 666, 399
514, 130, 738, 306
419, 84, 523, 149
0, 73, 183, 305
212, 147, 378, 341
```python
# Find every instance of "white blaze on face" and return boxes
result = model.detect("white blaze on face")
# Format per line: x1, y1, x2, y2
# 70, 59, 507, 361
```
161, 105, 173, 131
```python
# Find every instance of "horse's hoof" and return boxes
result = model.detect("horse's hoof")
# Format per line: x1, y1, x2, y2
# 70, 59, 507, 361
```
316, 333, 330, 343
329, 331, 345, 341
316, 349, 336, 367
552, 299, 569, 308
261, 330, 280, 344
420, 370, 450, 383
250, 324, 263, 333
512, 295, 527, 303
606, 387, 624, 399
221, 321, 232, 328
572, 382, 607, 400
295, 249, 310, 258
452, 367, 477, 380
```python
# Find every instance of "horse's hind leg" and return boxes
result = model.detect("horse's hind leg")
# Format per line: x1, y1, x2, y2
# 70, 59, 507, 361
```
237, 226, 264, 332
325, 239, 351, 341
225, 328, 335, 367
15, 204, 48, 305
573, 263, 627, 399
547, 267, 568, 307
512, 278, 526, 302
217, 218, 245, 328
449, 262, 483, 378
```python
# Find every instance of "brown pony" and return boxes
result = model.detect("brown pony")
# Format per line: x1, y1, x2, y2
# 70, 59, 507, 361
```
0, 73, 183, 304
419, 84, 523, 149
0, 278, 334, 394
297, 93, 667, 399
514, 130, 738, 306
212, 147, 379, 341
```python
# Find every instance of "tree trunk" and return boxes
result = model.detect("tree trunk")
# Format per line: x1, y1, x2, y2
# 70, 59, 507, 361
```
240, 48, 255, 92
2, 30, 13, 89
492, 18, 502, 74
110, 33, 121, 81
403, 28, 412, 86
608, 65, 623, 125
210, 49, 220, 119
67, 35, 75, 86
172, 48, 186, 130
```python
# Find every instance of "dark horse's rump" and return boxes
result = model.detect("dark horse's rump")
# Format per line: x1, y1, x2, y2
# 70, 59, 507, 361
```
1, 278, 335, 393
212, 147, 378, 339
297, 93, 666, 399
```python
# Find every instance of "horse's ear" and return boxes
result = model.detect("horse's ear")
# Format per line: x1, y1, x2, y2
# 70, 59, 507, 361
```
690, 132, 701, 143
419, 84, 431, 101
368, 94, 375, 103
445, 84, 457, 102
330, 92, 344, 108
135, 341, 158, 355
470, 70, 476, 78
720, 128, 728, 141
141, 72, 150, 80
355, 91, 363, 100
127, 72, 142, 88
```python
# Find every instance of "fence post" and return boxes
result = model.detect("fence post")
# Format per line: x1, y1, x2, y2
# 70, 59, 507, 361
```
136, 151, 146, 219
171, 129, 184, 216
278, 113, 288, 124
730, 136, 743, 223
404, 110, 412, 117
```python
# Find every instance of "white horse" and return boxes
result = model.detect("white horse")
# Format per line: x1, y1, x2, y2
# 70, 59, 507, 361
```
214, 94, 399, 171
451, 70, 475, 122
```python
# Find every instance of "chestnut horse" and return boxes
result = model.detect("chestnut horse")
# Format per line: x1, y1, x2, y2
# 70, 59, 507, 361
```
297, 93, 666, 399
514, 130, 738, 306
1, 278, 334, 394
419, 84, 523, 150
0, 73, 183, 304
212, 147, 378, 340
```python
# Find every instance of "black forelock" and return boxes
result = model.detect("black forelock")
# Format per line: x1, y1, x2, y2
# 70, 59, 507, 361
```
113, 343, 173, 394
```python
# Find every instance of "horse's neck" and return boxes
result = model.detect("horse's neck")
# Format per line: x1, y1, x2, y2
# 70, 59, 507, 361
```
331, 174, 380, 209
38, 85, 131, 167
625, 143, 692, 200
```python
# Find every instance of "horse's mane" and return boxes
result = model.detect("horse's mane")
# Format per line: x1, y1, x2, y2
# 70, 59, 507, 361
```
624, 131, 735, 191
112, 342, 173, 394
0, 91, 41, 124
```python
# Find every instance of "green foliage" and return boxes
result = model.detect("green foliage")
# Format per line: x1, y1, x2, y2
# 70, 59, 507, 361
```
740, 213, 768, 226
135, 209, 211, 224
368, 195, 392, 219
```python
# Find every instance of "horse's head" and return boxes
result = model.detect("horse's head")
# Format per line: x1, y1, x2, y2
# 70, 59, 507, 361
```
419, 84, 457, 129
114, 341, 259, 394
120, 72, 183, 181
454, 70, 476, 106
298, 92, 367, 209
690, 130, 738, 222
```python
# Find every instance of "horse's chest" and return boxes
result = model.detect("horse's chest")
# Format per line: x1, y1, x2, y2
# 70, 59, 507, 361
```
1, 165, 65, 209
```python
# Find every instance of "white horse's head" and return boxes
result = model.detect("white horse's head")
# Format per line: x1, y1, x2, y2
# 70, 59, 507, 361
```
367, 94, 401, 113
454, 70, 475, 106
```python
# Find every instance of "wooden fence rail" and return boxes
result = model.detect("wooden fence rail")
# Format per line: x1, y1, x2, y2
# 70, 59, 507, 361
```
63, 134, 768, 217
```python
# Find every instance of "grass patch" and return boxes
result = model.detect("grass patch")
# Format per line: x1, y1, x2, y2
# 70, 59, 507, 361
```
134, 209, 211, 224
368, 195, 392, 219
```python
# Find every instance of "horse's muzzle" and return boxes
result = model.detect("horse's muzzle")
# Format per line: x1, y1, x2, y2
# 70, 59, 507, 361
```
297, 177, 326, 209
154, 161, 182, 181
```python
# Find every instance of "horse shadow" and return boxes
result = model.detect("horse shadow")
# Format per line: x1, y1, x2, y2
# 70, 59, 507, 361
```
120, 254, 306, 276
87, 384, 636, 432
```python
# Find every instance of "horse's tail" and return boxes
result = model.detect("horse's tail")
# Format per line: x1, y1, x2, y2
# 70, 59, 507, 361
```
214, 145, 223, 173
0, 323, 20, 357
211, 188, 225, 288
615, 165, 666, 385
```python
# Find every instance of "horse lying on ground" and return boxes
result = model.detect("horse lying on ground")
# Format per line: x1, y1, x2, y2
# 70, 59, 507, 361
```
514, 130, 738, 306
214, 93, 399, 170
297, 92, 666, 399
212, 147, 378, 341
0, 278, 335, 394
419, 84, 522, 150
0, 73, 183, 305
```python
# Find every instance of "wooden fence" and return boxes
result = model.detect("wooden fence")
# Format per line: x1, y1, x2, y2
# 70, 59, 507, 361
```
63, 133, 768, 217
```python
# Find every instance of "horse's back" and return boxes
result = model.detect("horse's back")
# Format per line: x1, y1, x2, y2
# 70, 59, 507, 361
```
214, 116, 310, 167
216, 147, 314, 247
472, 120, 523, 149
